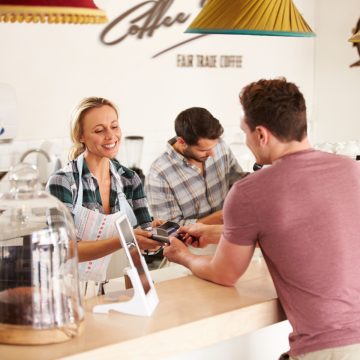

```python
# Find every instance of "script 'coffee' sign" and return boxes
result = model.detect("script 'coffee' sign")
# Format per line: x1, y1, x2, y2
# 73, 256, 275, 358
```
100, 0, 212, 58
100, 0, 192, 45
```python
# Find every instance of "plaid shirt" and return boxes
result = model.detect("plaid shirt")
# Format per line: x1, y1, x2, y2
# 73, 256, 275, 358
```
145, 138, 248, 225
46, 158, 152, 229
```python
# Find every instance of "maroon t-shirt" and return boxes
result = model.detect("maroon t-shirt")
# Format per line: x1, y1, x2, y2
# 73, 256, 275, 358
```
223, 149, 360, 356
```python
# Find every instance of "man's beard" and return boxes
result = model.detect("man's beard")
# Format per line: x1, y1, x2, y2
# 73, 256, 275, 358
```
182, 147, 208, 163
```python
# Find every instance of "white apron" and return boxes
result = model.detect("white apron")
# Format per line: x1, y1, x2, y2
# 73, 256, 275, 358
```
73, 155, 137, 295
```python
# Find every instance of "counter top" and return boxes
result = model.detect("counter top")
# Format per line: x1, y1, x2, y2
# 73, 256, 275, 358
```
0, 257, 286, 360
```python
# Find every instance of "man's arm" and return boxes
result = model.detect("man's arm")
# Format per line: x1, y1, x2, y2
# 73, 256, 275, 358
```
166, 172, 258, 285
163, 235, 255, 286
197, 209, 223, 224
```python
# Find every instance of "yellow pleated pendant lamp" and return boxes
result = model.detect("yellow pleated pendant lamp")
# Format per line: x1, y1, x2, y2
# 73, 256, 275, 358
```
186, 0, 315, 37
349, 31, 360, 43
0, 0, 107, 24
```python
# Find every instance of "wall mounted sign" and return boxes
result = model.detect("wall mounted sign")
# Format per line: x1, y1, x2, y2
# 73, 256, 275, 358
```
176, 54, 242, 68
100, 0, 211, 59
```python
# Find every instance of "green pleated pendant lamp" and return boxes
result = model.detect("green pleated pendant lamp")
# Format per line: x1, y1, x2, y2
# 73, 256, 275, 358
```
349, 31, 360, 43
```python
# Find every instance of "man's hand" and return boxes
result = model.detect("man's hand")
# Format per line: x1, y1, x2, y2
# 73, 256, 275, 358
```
163, 237, 192, 265
177, 223, 223, 248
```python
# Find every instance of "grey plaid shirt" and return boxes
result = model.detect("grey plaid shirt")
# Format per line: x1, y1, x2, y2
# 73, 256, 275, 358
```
145, 138, 248, 225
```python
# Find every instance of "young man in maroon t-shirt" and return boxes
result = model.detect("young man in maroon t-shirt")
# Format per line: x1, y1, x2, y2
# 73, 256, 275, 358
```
164, 78, 360, 360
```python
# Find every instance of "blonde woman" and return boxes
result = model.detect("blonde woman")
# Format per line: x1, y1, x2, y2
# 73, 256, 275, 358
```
46, 97, 161, 291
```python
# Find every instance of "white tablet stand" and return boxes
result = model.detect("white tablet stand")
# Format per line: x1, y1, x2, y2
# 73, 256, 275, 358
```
93, 214, 159, 317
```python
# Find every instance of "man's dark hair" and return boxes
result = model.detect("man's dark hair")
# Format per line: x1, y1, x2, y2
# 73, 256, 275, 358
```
239, 78, 307, 142
174, 107, 224, 145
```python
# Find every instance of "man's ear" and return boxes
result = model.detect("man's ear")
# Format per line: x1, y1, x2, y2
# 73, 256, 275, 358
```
177, 136, 187, 147
255, 126, 269, 146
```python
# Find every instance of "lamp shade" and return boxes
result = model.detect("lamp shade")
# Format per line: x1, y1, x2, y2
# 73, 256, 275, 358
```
0, 0, 107, 24
186, 0, 315, 37
349, 30, 360, 43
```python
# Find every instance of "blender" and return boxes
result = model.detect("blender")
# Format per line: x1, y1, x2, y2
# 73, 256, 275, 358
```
124, 136, 145, 184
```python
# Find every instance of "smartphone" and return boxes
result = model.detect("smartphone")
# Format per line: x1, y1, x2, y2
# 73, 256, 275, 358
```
150, 221, 180, 244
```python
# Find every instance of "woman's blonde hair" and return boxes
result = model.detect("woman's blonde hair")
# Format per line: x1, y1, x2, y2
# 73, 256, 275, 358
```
69, 97, 119, 160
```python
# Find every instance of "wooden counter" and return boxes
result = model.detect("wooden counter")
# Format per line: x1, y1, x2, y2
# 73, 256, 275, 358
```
0, 258, 286, 360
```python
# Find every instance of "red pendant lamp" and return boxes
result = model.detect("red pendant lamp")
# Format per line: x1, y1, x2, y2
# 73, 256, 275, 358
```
0, 0, 107, 24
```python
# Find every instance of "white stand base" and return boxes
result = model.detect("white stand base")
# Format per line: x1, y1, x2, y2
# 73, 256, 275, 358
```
93, 266, 159, 317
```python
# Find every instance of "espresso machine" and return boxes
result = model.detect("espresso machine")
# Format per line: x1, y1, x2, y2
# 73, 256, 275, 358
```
125, 136, 145, 184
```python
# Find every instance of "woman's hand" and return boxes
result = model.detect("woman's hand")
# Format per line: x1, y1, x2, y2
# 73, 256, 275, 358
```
134, 228, 161, 251
151, 218, 164, 227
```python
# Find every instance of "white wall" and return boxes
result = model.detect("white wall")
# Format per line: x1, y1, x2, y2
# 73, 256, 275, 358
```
0, 0, 315, 174
1, 1, 359, 167
312, 0, 360, 143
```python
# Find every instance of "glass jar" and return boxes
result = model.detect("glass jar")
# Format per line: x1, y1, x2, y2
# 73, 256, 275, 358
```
0, 163, 84, 345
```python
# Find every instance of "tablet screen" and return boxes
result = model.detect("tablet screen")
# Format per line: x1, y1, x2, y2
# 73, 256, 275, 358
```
117, 217, 151, 294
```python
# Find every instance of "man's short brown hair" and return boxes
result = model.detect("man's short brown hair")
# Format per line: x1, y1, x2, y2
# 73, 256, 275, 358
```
239, 78, 307, 142
175, 107, 224, 145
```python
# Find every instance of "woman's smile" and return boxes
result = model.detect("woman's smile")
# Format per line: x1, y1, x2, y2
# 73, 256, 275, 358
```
103, 143, 117, 149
